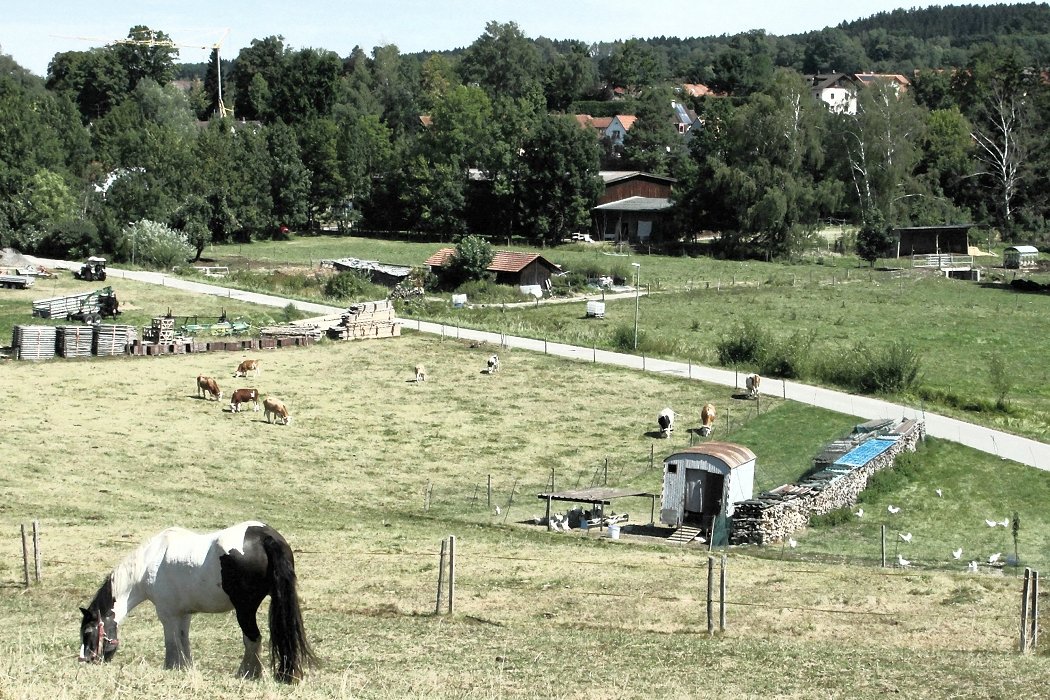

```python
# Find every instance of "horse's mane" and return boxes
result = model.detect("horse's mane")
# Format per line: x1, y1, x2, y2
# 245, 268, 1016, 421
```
87, 576, 115, 614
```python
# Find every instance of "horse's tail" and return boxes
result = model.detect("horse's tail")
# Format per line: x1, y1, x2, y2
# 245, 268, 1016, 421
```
263, 534, 317, 683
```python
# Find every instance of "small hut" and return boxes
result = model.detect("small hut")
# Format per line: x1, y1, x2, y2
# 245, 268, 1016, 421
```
660, 443, 756, 535
1004, 245, 1039, 269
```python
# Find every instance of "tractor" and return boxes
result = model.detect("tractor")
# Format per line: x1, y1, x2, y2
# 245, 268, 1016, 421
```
74, 256, 108, 282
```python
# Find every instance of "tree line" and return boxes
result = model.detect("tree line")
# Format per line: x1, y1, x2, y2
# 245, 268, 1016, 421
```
2, 5, 1050, 266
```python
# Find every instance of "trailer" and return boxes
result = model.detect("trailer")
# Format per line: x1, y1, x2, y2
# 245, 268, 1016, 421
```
32, 286, 120, 324
0, 274, 34, 289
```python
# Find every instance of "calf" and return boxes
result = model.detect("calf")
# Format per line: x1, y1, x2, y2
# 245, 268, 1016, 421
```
746, 373, 761, 399
414, 364, 427, 382
699, 403, 716, 437
263, 396, 292, 425
229, 388, 260, 413
196, 375, 222, 401
486, 354, 500, 373
657, 407, 675, 438
234, 359, 261, 378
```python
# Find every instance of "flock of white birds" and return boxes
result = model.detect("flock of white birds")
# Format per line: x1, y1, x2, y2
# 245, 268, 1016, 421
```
794, 486, 1013, 572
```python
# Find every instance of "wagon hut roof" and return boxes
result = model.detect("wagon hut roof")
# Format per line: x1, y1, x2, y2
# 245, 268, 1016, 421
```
664, 442, 757, 470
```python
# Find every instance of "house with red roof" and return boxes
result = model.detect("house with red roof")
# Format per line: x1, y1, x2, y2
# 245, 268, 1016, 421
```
425, 248, 563, 290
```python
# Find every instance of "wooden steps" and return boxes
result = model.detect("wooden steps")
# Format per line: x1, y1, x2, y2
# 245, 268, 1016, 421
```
667, 525, 705, 545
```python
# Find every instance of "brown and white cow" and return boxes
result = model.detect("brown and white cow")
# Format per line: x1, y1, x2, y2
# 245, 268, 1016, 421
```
746, 373, 761, 399
196, 375, 222, 401
229, 388, 260, 413
233, 359, 261, 378
699, 403, 716, 437
414, 364, 427, 382
263, 397, 292, 425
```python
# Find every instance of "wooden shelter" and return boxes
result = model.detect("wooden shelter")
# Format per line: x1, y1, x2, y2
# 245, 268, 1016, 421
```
894, 225, 973, 256
425, 248, 562, 289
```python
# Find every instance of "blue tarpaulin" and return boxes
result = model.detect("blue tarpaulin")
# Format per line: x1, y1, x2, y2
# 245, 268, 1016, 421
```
834, 437, 898, 467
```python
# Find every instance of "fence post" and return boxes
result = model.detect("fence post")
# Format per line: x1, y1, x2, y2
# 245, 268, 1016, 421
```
719, 554, 727, 632
881, 525, 887, 568
21, 524, 30, 588
32, 520, 41, 582
435, 538, 447, 615
706, 556, 715, 636
487, 474, 492, 510
448, 535, 456, 615
1022, 568, 1031, 652
1031, 570, 1040, 651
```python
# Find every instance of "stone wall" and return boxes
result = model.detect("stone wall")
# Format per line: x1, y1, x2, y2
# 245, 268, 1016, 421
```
730, 419, 925, 545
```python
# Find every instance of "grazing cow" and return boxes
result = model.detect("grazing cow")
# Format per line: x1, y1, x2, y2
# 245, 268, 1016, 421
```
196, 375, 222, 401
234, 359, 261, 378
746, 373, 761, 399
263, 397, 292, 425
657, 407, 675, 438
229, 388, 260, 413
699, 403, 716, 437
486, 355, 500, 373
414, 364, 427, 382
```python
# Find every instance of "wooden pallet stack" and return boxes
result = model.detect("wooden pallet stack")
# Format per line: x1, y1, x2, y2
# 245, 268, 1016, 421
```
259, 324, 325, 342
94, 324, 137, 356
142, 316, 175, 344
326, 300, 401, 341
11, 325, 57, 360
55, 326, 94, 358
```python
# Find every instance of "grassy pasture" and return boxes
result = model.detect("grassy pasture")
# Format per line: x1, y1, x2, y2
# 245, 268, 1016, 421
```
2, 327, 1049, 698
200, 235, 1050, 442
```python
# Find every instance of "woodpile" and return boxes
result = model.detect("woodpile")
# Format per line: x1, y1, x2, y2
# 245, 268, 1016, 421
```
260, 324, 325, 342
94, 324, 137, 356
55, 326, 93, 358
326, 300, 401, 341
11, 325, 57, 360
731, 419, 925, 545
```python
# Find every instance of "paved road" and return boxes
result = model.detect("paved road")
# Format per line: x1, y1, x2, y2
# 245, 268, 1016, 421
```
40, 258, 1050, 472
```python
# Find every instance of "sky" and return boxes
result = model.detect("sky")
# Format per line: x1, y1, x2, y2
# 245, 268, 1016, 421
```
3, 1, 1006, 77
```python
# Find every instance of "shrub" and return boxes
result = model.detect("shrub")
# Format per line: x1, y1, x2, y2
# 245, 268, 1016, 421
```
810, 507, 854, 528
324, 271, 387, 301
759, 330, 812, 379
454, 279, 526, 304
817, 340, 921, 394
119, 220, 193, 269
716, 318, 770, 366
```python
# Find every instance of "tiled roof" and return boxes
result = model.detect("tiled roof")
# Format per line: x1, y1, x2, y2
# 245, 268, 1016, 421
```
424, 248, 561, 274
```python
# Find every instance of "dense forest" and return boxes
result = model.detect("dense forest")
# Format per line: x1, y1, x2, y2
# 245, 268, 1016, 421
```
3, 3, 1050, 267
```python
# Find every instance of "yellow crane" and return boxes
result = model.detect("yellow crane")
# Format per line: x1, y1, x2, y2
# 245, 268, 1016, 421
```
57, 29, 233, 117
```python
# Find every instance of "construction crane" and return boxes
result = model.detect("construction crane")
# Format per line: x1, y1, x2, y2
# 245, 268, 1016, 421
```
57, 29, 232, 118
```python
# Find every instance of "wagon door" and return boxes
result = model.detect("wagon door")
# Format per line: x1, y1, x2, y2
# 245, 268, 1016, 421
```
683, 468, 705, 524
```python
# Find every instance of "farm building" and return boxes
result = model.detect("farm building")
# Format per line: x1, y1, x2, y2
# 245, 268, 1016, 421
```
323, 258, 412, 287
1004, 245, 1039, 269
424, 249, 562, 290
660, 443, 756, 542
592, 171, 675, 244
894, 224, 973, 256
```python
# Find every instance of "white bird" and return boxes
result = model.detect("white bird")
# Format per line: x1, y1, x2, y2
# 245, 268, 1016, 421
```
854, 508, 864, 518
985, 519, 998, 527
696, 536, 706, 544
899, 532, 912, 543
788, 538, 797, 548
968, 560, 979, 573
998, 518, 1010, 528
935, 488, 943, 497
887, 505, 900, 514
952, 548, 963, 560
988, 552, 1002, 564
897, 554, 911, 568
494, 505, 501, 516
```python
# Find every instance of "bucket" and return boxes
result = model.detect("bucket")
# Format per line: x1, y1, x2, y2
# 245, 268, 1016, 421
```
608, 524, 620, 540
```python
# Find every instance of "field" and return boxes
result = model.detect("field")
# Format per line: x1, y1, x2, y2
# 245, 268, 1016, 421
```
2, 309, 1050, 698
197, 235, 1050, 443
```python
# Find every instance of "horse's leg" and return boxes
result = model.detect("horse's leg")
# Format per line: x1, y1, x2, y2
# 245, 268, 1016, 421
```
233, 601, 264, 679
160, 614, 193, 669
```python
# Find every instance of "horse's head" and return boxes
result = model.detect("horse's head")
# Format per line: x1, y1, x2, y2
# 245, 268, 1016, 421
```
79, 607, 119, 663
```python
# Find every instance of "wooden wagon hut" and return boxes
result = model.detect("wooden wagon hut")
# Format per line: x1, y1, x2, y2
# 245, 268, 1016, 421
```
660, 443, 756, 544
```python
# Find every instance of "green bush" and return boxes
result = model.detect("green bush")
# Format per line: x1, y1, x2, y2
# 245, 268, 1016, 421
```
454, 279, 528, 304
119, 220, 193, 269
716, 318, 770, 366
324, 271, 387, 301
817, 340, 921, 394
759, 330, 812, 379
810, 507, 854, 528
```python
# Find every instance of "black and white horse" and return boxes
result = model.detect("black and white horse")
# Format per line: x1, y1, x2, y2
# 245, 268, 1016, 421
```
78, 521, 315, 683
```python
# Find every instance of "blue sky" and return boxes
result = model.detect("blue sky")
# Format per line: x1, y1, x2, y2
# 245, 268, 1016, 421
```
3, 1, 1004, 77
